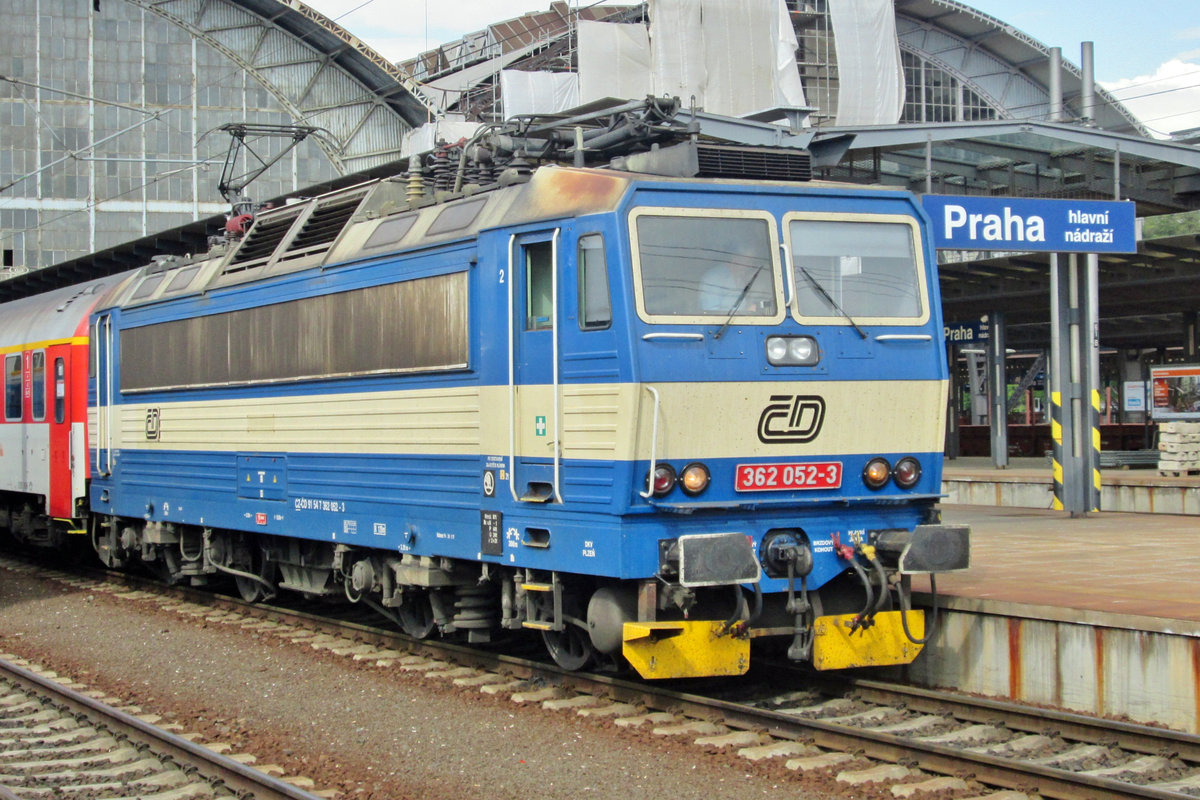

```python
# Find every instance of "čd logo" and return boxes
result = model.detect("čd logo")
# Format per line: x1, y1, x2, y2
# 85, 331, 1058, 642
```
757, 395, 825, 444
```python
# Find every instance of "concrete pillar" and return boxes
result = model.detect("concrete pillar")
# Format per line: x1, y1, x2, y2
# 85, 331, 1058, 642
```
967, 351, 988, 426
988, 311, 1008, 468
1049, 254, 1102, 516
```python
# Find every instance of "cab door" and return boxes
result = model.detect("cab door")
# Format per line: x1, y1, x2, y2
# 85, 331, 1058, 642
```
508, 230, 561, 503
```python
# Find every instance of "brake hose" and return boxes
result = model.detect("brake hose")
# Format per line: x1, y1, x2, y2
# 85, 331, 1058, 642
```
898, 574, 938, 645
720, 584, 748, 633
846, 556, 875, 633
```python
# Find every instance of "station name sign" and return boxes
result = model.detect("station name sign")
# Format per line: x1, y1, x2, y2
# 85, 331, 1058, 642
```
944, 320, 988, 343
921, 195, 1137, 253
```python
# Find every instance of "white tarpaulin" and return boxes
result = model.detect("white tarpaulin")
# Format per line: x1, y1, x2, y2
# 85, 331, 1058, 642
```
698, 0, 806, 117
577, 20, 652, 105
578, 0, 805, 118
648, 0, 706, 108
500, 70, 580, 119
773, 0, 807, 113
829, 0, 906, 125
401, 117, 483, 156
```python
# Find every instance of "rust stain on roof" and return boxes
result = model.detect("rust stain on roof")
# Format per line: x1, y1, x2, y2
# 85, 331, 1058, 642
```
505, 167, 631, 223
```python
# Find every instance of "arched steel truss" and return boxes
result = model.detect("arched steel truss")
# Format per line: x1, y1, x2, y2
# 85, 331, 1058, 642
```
895, 0, 1147, 135
126, 0, 439, 175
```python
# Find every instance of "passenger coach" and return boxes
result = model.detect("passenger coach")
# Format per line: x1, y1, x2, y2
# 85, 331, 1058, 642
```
0, 278, 111, 547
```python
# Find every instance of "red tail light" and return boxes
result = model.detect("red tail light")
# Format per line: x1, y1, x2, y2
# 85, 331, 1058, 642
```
647, 464, 677, 497
893, 457, 922, 489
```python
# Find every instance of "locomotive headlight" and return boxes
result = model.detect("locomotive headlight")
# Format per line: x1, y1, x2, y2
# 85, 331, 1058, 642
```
788, 337, 816, 363
766, 336, 819, 366
766, 337, 789, 363
646, 463, 677, 497
680, 463, 711, 495
863, 457, 891, 489
893, 457, 922, 489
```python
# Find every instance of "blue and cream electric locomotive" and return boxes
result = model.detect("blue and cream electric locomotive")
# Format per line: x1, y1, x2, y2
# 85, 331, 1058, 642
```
85, 104, 968, 678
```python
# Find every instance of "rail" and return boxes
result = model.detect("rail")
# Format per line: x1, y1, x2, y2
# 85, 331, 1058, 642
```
0, 655, 322, 800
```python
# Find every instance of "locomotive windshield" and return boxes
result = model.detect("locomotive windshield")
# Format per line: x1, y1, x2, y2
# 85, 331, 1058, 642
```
784, 215, 927, 323
631, 210, 780, 321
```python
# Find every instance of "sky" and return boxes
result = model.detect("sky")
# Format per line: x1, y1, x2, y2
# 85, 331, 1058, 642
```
302, 0, 1200, 136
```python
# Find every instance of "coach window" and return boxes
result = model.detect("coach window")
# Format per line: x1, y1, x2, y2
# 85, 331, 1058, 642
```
4, 354, 21, 420
578, 234, 611, 330
526, 241, 554, 331
31, 352, 45, 420
54, 358, 66, 423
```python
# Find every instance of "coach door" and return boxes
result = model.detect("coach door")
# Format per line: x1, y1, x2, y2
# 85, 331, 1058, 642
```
508, 230, 561, 503
43, 352, 82, 517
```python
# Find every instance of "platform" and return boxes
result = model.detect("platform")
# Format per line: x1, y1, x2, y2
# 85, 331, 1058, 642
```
942, 456, 1200, 514
907, 504, 1200, 734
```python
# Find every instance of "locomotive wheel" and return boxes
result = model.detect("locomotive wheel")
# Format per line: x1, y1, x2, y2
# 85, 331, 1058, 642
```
233, 548, 274, 603
541, 624, 595, 671
398, 591, 437, 639
235, 573, 265, 603
535, 591, 595, 671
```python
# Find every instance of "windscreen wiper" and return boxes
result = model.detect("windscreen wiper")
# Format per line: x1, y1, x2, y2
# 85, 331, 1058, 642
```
714, 268, 763, 340
795, 264, 867, 340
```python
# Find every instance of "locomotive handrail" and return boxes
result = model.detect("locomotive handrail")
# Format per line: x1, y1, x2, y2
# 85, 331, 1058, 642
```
507, 234, 519, 503
550, 228, 561, 504
96, 314, 114, 477
874, 334, 933, 341
641, 332, 704, 341
638, 385, 661, 499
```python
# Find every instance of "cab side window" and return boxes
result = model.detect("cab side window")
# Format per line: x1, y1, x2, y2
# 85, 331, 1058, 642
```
578, 234, 611, 330
525, 241, 554, 331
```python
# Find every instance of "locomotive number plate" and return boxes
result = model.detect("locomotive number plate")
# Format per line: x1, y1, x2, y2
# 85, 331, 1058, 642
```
735, 462, 842, 492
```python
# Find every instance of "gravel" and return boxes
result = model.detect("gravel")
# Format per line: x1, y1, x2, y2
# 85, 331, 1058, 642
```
0, 568, 848, 800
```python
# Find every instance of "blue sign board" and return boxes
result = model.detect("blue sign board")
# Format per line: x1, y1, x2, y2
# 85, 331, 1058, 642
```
921, 195, 1137, 253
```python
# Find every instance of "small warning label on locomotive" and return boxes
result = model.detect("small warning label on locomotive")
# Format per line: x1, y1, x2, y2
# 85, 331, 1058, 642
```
481, 510, 503, 556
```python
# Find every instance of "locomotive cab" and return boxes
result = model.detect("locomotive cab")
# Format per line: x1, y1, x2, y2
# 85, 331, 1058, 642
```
554, 178, 973, 676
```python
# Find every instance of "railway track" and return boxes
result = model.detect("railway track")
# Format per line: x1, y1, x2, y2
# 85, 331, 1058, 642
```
5, 554, 1200, 800
0, 654, 326, 800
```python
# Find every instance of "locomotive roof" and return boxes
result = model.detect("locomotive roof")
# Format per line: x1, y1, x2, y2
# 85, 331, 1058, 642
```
90, 163, 916, 313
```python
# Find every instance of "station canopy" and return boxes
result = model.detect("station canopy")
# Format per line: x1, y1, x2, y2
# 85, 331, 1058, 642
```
803, 119, 1200, 351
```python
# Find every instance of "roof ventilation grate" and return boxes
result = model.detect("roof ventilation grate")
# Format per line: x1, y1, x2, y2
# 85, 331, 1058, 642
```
694, 143, 813, 182
277, 192, 367, 262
